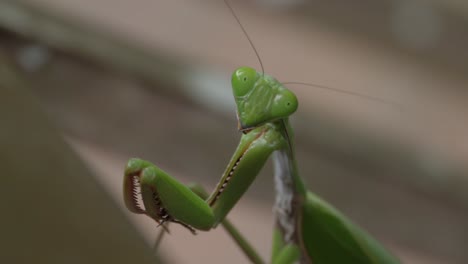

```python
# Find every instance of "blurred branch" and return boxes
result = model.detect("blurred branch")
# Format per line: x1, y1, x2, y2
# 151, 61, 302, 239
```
0, 53, 161, 263
427, 0, 468, 19
296, 0, 468, 75
0, 0, 189, 95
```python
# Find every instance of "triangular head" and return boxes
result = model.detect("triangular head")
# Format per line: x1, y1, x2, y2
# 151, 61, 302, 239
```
231, 67, 298, 130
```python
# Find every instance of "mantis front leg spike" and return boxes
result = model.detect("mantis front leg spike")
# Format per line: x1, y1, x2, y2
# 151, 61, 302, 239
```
123, 162, 198, 234
123, 67, 400, 263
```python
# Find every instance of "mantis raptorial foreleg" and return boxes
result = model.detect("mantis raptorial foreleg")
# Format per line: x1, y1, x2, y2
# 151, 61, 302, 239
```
124, 121, 284, 231
124, 67, 399, 263
122, 0, 403, 262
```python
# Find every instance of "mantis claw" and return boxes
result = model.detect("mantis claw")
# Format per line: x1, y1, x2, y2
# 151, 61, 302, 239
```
170, 220, 197, 235
124, 158, 204, 234
156, 222, 171, 234
123, 61, 399, 261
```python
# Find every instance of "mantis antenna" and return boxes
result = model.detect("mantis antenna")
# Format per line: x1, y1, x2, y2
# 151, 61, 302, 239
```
223, 0, 265, 75
224, 1, 402, 109
283, 81, 403, 108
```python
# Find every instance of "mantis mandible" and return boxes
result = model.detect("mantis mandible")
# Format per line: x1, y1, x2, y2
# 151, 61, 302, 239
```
123, 1, 400, 263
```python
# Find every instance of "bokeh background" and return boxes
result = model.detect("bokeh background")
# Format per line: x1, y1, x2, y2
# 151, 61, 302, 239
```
1, 0, 467, 263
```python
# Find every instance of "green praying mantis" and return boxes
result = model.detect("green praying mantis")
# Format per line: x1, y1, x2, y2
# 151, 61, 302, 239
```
123, 1, 401, 263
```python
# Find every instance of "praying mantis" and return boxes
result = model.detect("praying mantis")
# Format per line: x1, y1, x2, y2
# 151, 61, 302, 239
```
123, 1, 401, 263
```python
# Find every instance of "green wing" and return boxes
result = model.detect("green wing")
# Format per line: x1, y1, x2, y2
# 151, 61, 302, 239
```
302, 192, 400, 264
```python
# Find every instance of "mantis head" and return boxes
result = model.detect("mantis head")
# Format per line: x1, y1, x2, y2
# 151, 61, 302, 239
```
231, 66, 298, 131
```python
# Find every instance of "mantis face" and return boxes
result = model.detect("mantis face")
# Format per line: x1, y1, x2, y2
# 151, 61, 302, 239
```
231, 67, 298, 130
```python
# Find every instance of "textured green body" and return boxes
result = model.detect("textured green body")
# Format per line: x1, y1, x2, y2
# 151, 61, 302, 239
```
301, 192, 400, 263
123, 67, 400, 263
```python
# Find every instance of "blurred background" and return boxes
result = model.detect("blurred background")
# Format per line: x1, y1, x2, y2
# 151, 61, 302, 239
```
1, 0, 467, 263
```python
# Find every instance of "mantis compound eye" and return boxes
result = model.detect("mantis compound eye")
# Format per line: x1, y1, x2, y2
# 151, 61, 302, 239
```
270, 89, 298, 118
231, 66, 259, 97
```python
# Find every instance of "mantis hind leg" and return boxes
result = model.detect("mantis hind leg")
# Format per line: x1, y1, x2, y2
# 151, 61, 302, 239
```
271, 227, 301, 264
152, 225, 167, 252
189, 183, 265, 264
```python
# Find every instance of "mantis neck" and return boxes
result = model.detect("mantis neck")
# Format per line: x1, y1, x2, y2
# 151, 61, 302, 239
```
272, 118, 306, 243
276, 118, 306, 195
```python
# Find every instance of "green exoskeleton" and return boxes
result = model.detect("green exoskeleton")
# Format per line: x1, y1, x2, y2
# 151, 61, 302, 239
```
123, 66, 400, 263
124, 1, 400, 263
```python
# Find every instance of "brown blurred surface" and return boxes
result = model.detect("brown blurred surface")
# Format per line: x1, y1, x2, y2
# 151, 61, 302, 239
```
2, 0, 468, 263
0, 54, 159, 264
